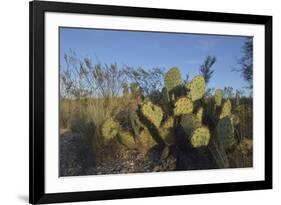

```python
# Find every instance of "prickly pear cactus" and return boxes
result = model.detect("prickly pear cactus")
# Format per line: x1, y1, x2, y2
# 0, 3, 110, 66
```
161, 87, 173, 114
141, 101, 163, 128
196, 107, 203, 123
117, 131, 135, 148
164, 67, 182, 92
186, 75, 205, 101
191, 126, 211, 148
129, 105, 144, 136
238, 138, 253, 155
138, 128, 157, 153
162, 87, 170, 102
173, 97, 193, 116
159, 117, 175, 144
180, 114, 201, 138
230, 114, 240, 126
101, 118, 120, 142
208, 137, 229, 168
217, 117, 235, 148
162, 117, 174, 129
220, 99, 232, 119
215, 89, 223, 106
159, 129, 174, 144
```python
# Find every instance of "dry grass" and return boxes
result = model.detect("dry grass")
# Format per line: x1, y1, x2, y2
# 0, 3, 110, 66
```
60, 96, 131, 162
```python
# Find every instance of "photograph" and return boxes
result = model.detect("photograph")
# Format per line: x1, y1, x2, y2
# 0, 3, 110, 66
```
59, 27, 254, 177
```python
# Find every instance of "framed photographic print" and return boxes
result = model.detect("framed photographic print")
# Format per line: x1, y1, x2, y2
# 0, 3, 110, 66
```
29, 0, 272, 204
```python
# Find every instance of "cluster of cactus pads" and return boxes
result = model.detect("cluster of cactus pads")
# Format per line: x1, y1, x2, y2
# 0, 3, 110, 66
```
101, 67, 247, 168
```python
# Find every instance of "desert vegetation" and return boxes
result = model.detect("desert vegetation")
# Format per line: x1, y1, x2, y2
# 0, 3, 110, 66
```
59, 48, 253, 176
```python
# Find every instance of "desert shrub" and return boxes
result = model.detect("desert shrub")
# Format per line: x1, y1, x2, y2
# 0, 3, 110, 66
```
60, 96, 132, 163
60, 98, 71, 129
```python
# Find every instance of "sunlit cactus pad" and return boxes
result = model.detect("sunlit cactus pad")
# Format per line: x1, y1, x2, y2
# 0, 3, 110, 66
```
101, 118, 120, 142
139, 128, 157, 150
162, 117, 174, 129
191, 126, 211, 148
220, 99, 232, 119
141, 101, 163, 127
117, 131, 135, 148
173, 97, 193, 116
186, 75, 206, 101
215, 89, 223, 106
164, 67, 182, 92
217, 117, 235, 147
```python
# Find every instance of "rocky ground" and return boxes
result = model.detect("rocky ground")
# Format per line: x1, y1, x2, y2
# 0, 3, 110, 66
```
59, 132, 177, 176
59, 132, 96, 176
60, 129, 250, 176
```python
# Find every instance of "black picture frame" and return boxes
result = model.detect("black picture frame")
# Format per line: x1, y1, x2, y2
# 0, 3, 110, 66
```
29, 0, 272, 204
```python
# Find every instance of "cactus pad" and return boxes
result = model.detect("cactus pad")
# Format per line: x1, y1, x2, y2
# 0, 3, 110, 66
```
117, 131, 135, 148
238, 138, 253, 154
162, 117, 174, 129
230, 114, 240, 126
220, 99, 232, 119
196, 107, 203, 123
180, 114, 201, 138
162, 87, 169, 102
215, 89, 223, 106
138, 128, 157, 152
173, 97, 193, 116
141, 101, 163, 128
191, 126, 211, 148
217, 117, 235, 148
164, 67, 182, 92
160, 117, 175, 144
186, 75, 206, 101
101, 118, 120, 142
159, 128, 174, 144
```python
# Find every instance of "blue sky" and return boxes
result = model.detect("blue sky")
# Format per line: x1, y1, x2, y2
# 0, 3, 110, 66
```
60, 27, 251, 91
